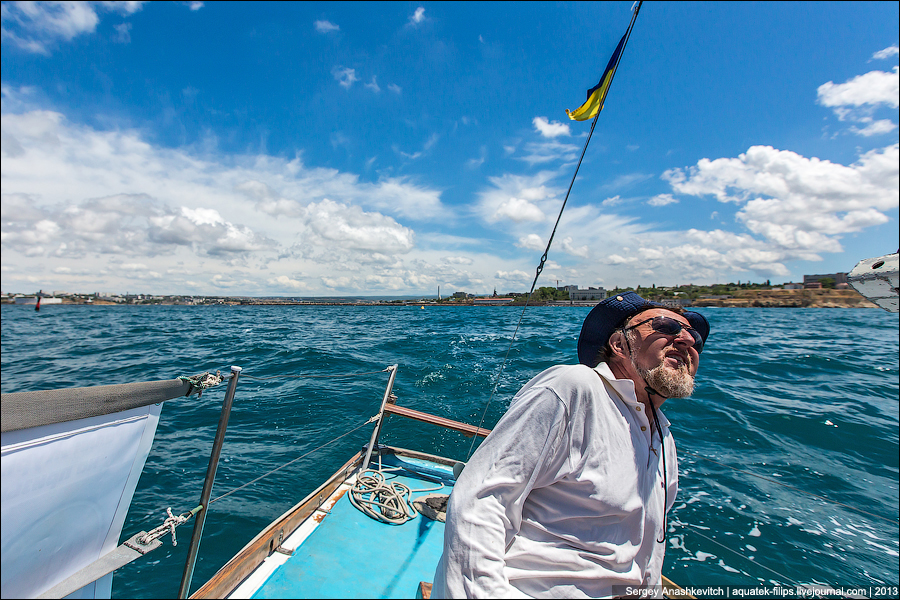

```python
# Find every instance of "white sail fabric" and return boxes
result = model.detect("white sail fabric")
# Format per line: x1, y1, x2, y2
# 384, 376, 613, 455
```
1, 403, 163, 599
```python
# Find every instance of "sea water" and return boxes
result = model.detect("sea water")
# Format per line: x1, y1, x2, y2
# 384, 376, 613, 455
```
1, 304, 897, 597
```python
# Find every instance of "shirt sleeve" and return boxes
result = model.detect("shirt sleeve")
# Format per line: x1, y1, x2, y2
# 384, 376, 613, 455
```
433, 379, 571, 598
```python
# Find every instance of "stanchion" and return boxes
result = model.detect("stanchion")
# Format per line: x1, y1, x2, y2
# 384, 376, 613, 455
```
177, 365, 241, 599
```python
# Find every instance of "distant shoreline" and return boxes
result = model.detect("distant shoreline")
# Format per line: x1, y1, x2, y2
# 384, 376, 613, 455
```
1, 296, 881, 310
1, 287, 881, 309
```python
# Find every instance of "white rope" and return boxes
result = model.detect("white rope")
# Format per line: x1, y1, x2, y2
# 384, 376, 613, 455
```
138, 507, 196, 547
349, 469, 418, 524
348, 468, 445, 525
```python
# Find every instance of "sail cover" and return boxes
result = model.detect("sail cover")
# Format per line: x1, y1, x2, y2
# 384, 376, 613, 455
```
1, 378, 191, 598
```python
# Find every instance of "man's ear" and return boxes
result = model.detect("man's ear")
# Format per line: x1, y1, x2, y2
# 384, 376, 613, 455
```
608, 330, 629, 360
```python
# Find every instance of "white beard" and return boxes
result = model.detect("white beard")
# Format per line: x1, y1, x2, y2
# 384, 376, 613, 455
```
633, 355, 695, 398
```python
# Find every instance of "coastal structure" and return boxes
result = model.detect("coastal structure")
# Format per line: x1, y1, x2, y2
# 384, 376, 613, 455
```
13, 296, 62, 305
659, 298, 692, 308
803, 272, 848, 286
473, 297, 514, 305
567, 286, 608, 301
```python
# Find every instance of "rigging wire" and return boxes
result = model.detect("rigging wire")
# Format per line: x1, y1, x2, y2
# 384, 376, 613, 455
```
466, 1, 643, 461
238, 368, 389, 381
218, 355, 899, 526
208, 416, 377, 505
680, 448, 899, 525
678, 524, 807, 588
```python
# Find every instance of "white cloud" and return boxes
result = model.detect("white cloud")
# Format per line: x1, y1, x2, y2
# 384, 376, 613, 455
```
662, 143, 898, 265
850, 119, 898, 137
476, 172, 559, 224
648, 194, 678, 207
181, 207, 225, 226
332, 66, 358, 89
539, 138, 898, 286
601, 195, 623, 207
817, 66, 899, 136
605, 173, 653, 190
466, 155, 485, 169
1, 191, 275, 260
560, 236, 589, 258
1, 1, 144, 54
817, 67, 899, 108
532, 116, 571, 138
314, 19, 339, 33
493, 197, 546, 223
495, 270, 530, 282
443, 256, 473, 265
268, 275, 311, 290
517, 140, 581, 165
113, 22, 131, 44
872, 45, 899, 60
387, 83, 402, 94
0, 108, 463, 294
364, 76, 381, 93
516, 234, 545, 251
233, 168, 448, 223
393, 133, 439, 161
409, 7, 425, 26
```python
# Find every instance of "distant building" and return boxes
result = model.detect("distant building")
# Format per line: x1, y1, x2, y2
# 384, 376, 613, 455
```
474, 297, 514, 305
803, 273, 848, 286
782, 282, 803, 290
804, 282, 823, 289
569, 287, 608, 301
452, 292, 469, 299
14, 296, 62, 305
660, 298, 692, 308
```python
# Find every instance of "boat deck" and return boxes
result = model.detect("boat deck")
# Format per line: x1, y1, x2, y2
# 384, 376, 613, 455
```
231, 453, 453, 599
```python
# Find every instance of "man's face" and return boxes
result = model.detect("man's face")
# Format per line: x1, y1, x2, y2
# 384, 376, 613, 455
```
623, 308, 701, 398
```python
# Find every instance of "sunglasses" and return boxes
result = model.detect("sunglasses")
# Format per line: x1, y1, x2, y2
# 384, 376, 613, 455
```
623, 316, 704, 353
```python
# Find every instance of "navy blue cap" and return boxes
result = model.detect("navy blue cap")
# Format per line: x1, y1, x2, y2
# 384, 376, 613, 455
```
577, 291, 710, 366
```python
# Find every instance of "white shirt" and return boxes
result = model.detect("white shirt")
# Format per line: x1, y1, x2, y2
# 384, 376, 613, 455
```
432, 363, 678, 599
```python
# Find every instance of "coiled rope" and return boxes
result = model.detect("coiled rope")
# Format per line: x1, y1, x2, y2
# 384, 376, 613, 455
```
349, 470, 418, 524
349, 467, 445, 525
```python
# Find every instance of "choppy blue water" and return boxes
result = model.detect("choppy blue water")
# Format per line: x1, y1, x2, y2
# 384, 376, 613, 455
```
2, 304, 898, 597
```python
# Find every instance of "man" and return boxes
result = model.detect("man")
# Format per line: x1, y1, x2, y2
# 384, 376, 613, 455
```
432, 292, 709, 598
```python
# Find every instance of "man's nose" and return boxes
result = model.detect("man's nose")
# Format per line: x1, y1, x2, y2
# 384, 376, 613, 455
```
674, 328, 695, 347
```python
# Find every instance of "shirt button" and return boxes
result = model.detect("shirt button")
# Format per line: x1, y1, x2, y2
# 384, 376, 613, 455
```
641, 426, 647, 431
636, 406, 641, 411
661, 482, 665, 488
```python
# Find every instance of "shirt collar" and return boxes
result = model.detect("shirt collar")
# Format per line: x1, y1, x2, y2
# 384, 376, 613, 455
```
593, 362, 672, 429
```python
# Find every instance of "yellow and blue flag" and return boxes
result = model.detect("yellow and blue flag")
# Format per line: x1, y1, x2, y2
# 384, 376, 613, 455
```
566, 32, 627, 121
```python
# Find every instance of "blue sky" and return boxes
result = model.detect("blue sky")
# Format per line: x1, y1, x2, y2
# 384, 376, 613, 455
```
2, 1, 897, 296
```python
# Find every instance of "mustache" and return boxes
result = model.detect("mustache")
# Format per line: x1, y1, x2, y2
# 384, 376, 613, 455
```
666, 349, 692, 370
